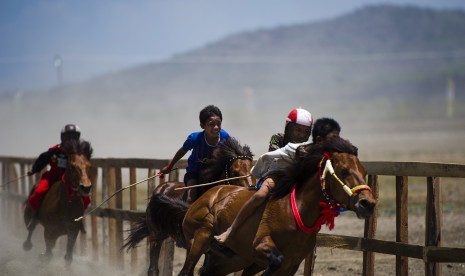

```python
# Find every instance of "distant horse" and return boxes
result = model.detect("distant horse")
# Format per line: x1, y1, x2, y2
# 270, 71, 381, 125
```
123, 137, 256, 276
151, 137, 377, 275
23, 140, 93, 264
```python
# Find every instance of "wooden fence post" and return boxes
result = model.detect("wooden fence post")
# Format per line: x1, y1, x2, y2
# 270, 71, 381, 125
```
396, 176, 409, 276
425, 177, 442, 276
129, 167, 138, 269
363, 174, 379, 276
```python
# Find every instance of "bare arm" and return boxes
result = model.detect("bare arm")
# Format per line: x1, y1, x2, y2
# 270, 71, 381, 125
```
160, 147, 187, 174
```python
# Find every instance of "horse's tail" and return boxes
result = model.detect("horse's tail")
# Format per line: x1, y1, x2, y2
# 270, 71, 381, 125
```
150, 194, 189, 248
122, 216, 150, 252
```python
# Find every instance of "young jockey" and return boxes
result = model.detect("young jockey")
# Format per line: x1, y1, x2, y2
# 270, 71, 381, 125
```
214, 117, 341, 245
27, 124, 82, 214
268, 108, 313, 151
160, 105, 231, 203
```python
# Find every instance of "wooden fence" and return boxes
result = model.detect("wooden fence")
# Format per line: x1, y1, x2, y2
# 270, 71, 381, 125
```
1, 156, 465, 275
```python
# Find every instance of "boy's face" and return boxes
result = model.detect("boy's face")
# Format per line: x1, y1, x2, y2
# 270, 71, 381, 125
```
314, 130, 340, 143
290, 124, 311, 143
201, 115, 222, 138
61, 133, 80, 144
324, 130, 340, 140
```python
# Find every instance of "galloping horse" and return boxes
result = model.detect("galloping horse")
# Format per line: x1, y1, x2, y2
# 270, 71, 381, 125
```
152, 137, 377, 275
23, 140, 93, 264
123, 137, 256, 276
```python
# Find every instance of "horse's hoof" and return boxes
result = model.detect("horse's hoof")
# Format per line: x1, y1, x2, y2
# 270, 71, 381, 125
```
148, 268, 160, 276
64, 254, 73, 265
23, 241, 33, 251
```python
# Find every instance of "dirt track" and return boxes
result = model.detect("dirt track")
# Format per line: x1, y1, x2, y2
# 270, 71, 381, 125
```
1, 202, 464, 275
169, 212, 465, 275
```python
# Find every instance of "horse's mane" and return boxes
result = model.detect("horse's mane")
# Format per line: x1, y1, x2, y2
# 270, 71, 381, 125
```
271, 137, 358, 200
199, 137, 253, 183
63, 139, 93, 159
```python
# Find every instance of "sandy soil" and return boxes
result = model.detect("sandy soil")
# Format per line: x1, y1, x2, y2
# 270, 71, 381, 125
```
1, 207, 464, 276
168, 212, 465, 275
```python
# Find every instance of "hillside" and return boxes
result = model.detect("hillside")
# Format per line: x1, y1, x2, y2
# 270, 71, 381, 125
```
2, 4, 465, 160
55, 4, 465, 101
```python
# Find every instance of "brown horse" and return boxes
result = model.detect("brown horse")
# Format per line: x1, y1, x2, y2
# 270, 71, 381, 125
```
23, 140, 93, 264
123, 137, 256, 276
151, 138, 377, 275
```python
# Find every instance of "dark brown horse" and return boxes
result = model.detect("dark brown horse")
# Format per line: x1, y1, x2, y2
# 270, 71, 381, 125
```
150, 138, 377, 275
23, 140, 93, 264
123, 137, 256, 276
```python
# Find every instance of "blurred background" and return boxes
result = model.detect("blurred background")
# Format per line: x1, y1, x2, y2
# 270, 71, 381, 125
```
1, 0, 465, 162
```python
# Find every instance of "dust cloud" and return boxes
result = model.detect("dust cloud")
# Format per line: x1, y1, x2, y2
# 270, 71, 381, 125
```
0, 222, 142, 276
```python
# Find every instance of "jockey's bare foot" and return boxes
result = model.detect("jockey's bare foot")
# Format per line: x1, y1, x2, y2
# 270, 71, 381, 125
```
214, 228, 231, 245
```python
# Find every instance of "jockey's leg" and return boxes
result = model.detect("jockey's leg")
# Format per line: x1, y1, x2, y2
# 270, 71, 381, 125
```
28, 171, 53, 212
183, 178, 198, 204
214, 177, 275, 245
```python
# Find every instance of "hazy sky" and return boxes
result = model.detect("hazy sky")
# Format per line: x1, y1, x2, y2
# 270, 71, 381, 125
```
1, 0, 465, 93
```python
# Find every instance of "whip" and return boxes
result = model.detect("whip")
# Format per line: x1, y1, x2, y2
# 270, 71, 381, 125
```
75, 168, 177, 221
174, 174, 252, 190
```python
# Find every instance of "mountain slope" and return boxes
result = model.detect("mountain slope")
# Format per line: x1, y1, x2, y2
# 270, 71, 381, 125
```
55, 4, 465, 106
3, 4, 465, 159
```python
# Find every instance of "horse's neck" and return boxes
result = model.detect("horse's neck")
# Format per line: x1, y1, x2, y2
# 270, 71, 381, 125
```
40, 180, 64, 214
294, 174, 324, 222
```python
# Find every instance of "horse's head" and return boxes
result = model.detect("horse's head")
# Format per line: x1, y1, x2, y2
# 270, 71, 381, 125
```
273, 137, 376, 219
200, 137, 256, 188
62, 140, 93, 193
318, 140, 376, 219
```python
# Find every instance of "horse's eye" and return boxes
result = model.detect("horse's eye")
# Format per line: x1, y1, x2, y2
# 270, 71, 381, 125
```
340, 169, 350, 179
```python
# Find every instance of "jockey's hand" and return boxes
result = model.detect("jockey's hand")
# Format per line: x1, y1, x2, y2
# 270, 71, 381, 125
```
27, 171, 34, 176
159, 163, 173, 179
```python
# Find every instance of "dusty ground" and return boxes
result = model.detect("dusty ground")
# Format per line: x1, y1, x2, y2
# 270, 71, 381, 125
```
168, 212, 465, 275
2, 214, 464, 276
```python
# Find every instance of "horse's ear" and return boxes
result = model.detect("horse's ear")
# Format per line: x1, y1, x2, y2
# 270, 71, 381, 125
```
80, 140, 93, 159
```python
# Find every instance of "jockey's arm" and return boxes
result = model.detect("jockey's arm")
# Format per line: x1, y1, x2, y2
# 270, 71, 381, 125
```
30, 150, 52, 174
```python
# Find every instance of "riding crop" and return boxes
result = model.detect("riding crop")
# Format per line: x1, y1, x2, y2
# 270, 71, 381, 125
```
0, 173, 30, 188
173, 174, 252, 190
75, 168, 177, 221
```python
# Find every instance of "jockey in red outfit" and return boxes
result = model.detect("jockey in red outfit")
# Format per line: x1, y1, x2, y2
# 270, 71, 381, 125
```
28, 124, 82, 212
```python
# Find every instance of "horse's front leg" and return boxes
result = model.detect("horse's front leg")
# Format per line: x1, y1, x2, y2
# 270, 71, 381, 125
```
64, 227, 79, 265
39, 229, 57, 261
179, 228, 212, 276
23, 227, 35, 251
253, 236, 283, 275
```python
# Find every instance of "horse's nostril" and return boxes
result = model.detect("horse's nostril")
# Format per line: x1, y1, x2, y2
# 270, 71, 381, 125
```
358, 199, 375, 212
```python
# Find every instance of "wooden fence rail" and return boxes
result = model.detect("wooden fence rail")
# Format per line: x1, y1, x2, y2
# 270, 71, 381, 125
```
1, 156, 465, 276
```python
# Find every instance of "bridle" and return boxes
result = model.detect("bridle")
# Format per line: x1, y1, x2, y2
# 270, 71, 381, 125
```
64, 153, 91, 198
291, 151, 372, 233
318, 152, 371, 209
224, 155, 254, 186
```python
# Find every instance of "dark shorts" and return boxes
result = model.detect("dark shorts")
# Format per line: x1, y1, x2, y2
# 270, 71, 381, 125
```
183, 172, 199, 186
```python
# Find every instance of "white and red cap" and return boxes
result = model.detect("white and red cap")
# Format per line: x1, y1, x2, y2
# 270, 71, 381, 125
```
286, 108, 313, 127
